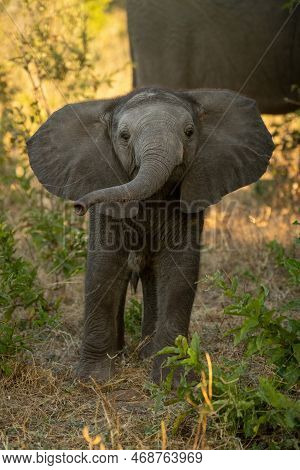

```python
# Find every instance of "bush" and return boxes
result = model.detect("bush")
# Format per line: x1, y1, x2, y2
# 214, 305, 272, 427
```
0, 218, 59, 374
209, 272, 299, 387
267, 221, 300, 286
153, 332, 299, 448
124, 297, 142, 343
26, 208, 87, 278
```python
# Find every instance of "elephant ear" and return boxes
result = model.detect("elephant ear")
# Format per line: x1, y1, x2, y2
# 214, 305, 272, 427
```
180, 90, 274, 212
27, 99, 134, 215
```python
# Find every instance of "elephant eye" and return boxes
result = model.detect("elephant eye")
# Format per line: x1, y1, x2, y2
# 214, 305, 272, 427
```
120, 130, 131, 141
184, 125, 194, 138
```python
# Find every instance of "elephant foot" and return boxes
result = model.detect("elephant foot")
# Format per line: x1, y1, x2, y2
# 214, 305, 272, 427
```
75, 357, 116, 383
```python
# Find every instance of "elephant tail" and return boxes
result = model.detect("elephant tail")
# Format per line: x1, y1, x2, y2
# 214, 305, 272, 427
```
130, 272, 139, 294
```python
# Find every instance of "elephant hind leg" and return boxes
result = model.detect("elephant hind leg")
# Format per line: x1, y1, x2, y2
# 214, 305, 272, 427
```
151, 248, 201, 385
116, 275, 130, 351
139, 264, 158, 358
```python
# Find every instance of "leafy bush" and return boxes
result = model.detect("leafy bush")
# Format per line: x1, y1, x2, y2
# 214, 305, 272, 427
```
153, 331, 299, 449
0, 322, 29, 375
209, 272, 299, 387
0, 218, 57, 322
0, 218, 59, 374
267, 221, 300, 286
253, 115, 299, 207
124, 297, 142, 343
26, 208, 87, 278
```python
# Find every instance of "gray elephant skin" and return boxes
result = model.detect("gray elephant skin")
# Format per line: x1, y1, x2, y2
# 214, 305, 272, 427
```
27, 88, 274, 383
127, 0, 300, 114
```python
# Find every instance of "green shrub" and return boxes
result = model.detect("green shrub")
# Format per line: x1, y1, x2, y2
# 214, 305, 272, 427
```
26, 208, 87, 278
0, 322, 29, 375
253, 115, 299, 208
267, 221, 300, 286
0, 218, 56, 322
0, 218, 59, 374
124, 297, 142, 343
153, 332, 299, 449
209, 272, 299, 387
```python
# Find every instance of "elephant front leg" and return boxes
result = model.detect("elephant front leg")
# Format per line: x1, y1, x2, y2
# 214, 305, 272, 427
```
76, 251, 129, 382
151, 249, 200, 384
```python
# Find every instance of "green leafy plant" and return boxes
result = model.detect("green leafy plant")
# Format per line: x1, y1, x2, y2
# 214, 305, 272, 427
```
209, 272, 299, 387
157, 334, 204, 394
267, 221, 300, 285
0, 218, 57, 323
268, 240, 300, 285
0, 321, 30, 375
253, 115, 299, 208
26, 208, 87, 278
124, 297, 142, 343
0, 218, 59, 374
153, 332, 300, 449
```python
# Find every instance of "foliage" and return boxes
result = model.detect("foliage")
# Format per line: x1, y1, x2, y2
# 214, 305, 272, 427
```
0, 321, 29, 375
253, 114, 299, 207
267, 220, 300, 286
157, 334, 204, 394
208, 272, 299, 387
153, 331, 299, 448
268, 240, 300, 285
282, 0, 300, 12
0, 218, 59, 374
0, 218, 58, 323
26, 208, 87, 278
6, 0, 111, 103
124, 297, 142, 343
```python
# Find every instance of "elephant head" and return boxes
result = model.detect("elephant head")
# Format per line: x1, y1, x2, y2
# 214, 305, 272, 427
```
27, 88, 274, 215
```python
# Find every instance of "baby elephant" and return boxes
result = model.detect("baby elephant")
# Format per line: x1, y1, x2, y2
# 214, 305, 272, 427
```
27, 88, 274, 383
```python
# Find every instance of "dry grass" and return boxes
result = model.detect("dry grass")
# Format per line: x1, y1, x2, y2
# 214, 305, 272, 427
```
0, 6, 299, 450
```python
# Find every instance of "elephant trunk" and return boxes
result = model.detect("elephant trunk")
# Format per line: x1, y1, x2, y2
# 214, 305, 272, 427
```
74, 143, 182, 215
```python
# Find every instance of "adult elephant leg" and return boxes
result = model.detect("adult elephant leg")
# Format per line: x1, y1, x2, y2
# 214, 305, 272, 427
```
76, 209, 130, 381
139, 264, 158, 358
151, 211, 204, 384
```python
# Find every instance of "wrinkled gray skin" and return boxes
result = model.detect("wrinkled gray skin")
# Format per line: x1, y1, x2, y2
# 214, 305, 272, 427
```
27, 88, 274, 384
127, 0, 300, 114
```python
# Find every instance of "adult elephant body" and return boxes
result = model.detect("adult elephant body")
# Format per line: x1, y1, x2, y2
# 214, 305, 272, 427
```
127, 0, 300, 114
